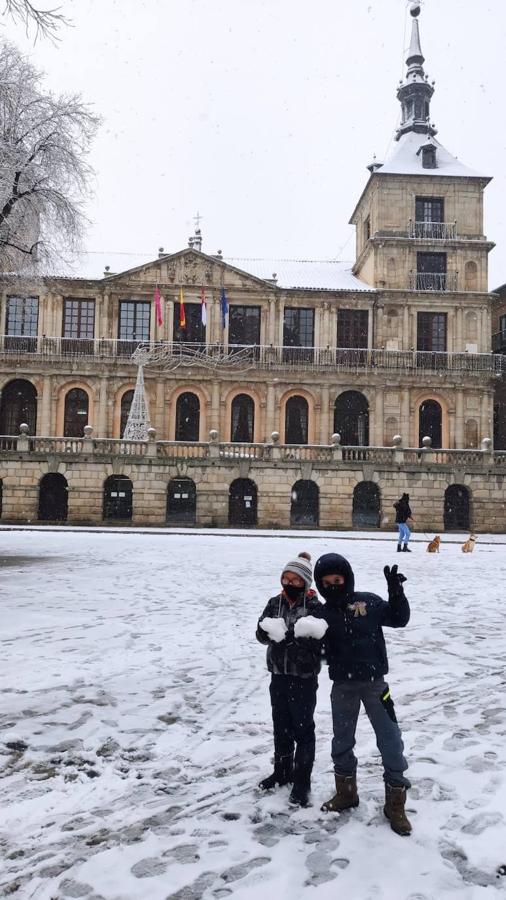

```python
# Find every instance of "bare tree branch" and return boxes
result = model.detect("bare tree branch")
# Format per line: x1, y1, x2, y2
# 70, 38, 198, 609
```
0, 42, 100, 273
2, 0, 68, 41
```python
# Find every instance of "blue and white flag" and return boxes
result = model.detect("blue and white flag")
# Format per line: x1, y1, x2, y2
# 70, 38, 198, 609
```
220, 287, 229, 329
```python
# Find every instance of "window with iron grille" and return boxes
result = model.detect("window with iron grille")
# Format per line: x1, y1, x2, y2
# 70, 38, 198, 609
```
500, 314, 506, 334
118, 301, 150, 340
417, 312, 447, 352
283, 308, 314, 347
5, 296, 38, 335
63, 299, 95, 338
229, 306, 260, 345
415, 197, 444, 223
337, 309, 369, 348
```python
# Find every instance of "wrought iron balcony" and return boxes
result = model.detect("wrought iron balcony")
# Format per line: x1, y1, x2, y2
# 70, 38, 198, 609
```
409, 271, 458, 292
0, 336, 502, 376
409, 220, 457, 241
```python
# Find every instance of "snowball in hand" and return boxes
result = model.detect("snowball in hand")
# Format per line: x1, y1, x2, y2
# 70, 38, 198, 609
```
259, 617, 288, 643
294, 616, 328, 640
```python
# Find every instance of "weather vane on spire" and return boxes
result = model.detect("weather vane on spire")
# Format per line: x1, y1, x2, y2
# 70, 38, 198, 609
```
194, 211, 203, 230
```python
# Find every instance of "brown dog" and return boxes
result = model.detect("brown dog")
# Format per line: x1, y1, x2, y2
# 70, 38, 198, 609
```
427, 535, 441, 553
462, 535, 476, 553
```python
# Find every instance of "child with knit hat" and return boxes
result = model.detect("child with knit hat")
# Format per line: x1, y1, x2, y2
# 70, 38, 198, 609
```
256, 551, 327, 807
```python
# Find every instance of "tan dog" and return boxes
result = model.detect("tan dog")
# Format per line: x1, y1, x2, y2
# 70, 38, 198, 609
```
462, 535, 476, 553
427, 535, 441, 553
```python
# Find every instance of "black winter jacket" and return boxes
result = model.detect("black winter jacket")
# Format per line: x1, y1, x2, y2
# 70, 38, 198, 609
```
256, 591, 323, 678
315, 555, 410, 682
394, 494, 412, 524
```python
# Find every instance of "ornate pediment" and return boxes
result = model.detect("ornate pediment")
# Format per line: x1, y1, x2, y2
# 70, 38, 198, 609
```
107, 249, 270, 292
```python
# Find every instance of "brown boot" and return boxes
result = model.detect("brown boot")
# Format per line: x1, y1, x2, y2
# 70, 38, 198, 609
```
384, 784, 412, 836
321, 774, 359, 813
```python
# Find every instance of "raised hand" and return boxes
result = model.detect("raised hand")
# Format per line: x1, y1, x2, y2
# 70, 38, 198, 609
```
383, 564, 407, 597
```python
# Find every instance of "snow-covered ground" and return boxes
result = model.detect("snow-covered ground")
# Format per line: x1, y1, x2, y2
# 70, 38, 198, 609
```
2, 530, 506, 900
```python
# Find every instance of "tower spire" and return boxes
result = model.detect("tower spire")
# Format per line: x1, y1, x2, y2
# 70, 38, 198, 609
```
395, 2, 437, 141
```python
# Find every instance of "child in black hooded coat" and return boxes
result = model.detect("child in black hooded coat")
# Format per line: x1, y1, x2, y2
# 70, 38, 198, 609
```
314, 551, 412, 836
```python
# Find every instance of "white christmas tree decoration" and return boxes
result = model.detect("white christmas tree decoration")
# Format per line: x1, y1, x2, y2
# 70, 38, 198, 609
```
123, 366, 151, 440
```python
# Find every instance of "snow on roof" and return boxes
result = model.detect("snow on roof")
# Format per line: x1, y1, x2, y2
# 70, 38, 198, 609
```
40, 251, 374, 293
224, 257, 374, 292
378, 131, 488, 179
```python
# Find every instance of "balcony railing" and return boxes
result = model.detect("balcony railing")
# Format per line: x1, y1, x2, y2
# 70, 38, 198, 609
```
409, 271, 458, 292
409, 221, 457, 241
0, 336, 503, 376
0, 432, 504, 468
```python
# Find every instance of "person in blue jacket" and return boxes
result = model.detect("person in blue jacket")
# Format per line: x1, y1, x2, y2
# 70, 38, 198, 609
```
314, 552, 412, 836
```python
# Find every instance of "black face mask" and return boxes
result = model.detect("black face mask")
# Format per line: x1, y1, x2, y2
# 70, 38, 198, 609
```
283, 583, 306, 602
321, 583, 348, 604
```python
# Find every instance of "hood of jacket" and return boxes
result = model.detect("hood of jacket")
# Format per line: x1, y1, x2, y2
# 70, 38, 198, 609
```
314, 553, 355, 604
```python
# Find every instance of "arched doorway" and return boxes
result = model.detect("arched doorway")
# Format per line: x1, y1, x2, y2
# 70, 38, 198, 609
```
0, 379, 37, 434
64, 388, 89, 437
229, 478, 257, 526
231, 394, 254, 442
285, 397, 309, 445
352, 482, 381, 528
176, 392, 200, 441
103, 475, 133, 520
120, 390, 134, 437
444, 485, 471, 531
166, 478, 197, 525
334, 391, 369, 446
419, 399, 442, 449
38, 473, 68, 521
290, 480, 319, 527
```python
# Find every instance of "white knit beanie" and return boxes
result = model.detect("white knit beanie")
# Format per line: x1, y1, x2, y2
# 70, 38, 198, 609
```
281, 552, 313, 589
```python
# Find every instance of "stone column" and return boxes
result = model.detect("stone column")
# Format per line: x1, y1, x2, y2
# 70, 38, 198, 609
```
455, 390, 465, 449
456, 306, 464, 352
401, 389, 411, 446
211, 380, 220, 433
319, 385, 330, 444
265, 383, 276, 437
402, 307, 410, 350
375, 388, 384, 446
156, 380, 166, 438
97, 378, 108, 437
447, 310, 455, 353
40, 375, 52, 435
267, 297, 276, 345
480, 392, 493, 444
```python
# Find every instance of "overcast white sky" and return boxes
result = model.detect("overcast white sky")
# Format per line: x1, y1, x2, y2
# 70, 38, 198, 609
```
2, 0, 506, 285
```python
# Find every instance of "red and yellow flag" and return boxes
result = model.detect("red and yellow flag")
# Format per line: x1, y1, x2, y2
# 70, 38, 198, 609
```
179, 287, 186, 329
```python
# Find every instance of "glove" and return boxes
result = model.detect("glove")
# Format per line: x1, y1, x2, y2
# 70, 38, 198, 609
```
383, 564, 407, 601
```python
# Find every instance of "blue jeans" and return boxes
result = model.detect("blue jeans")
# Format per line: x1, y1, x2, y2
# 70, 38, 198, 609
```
398, 523, 411, 544
330, 678, 410, 788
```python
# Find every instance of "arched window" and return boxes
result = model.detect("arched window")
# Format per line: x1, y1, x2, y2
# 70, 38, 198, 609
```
120, 390, 134, 438
444, 485, 471, 531
465, 261, 478, 291
103, 475, 133, 521
290, 480, 319, 527
0, 379, 37, 435
285, 396, 309, 445
385, 417, 399, 446
353, 482, 381, 528
465, 419, 479, 449
229, 478, 257, 526
231, 394, 254, 443
64, 388, 89, 437
419, 399, 442, 449
38, 473, 68, 522
175, 392, 200, 442
334, 391, 369, 446
166, 478, 197, 525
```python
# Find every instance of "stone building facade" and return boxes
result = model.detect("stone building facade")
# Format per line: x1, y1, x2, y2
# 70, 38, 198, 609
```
0, 5, 504, 530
